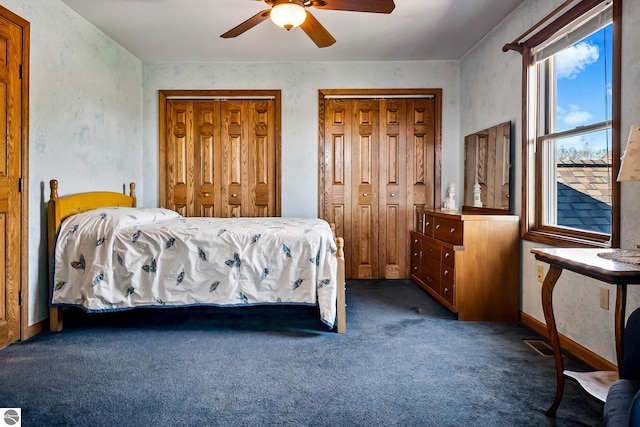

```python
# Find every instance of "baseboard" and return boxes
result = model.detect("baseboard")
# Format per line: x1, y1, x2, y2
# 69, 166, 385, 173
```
22, 319, 45, 341
520, 311, 616, 371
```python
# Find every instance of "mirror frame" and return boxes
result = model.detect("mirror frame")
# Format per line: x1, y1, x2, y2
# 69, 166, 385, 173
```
462, 121, 513, 214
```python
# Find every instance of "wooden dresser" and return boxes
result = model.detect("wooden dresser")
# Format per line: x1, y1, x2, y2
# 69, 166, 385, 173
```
410, 208, 519, 321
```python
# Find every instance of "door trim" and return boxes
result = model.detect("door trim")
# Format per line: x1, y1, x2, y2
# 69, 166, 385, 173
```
317, 88, 443, 223
158, 89, 282, 216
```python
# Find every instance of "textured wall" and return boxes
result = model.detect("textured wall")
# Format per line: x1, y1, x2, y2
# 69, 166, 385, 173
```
460, 0, 640, 364
0, 0, 144, 324
142, 61, 460, 217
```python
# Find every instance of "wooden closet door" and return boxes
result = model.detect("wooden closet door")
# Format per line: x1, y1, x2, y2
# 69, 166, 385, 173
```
351, 100, 380, 279
323, 99, 353, 278
164, 97, 277, 218
321, 94, 438, 280
246, 100, 276, 217
220, 100, 248, 217
407, 98, 437, 219
193, 100, 222, 217
166, 99, 195, 216
379, 100, 408, 279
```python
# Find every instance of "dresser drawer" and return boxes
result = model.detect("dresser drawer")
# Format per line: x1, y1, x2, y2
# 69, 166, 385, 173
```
433, 217, 463, 245
423, 239, 441, 261
422, 257, 440, 290
441, 264, 455, 306
441, 280, 454, 306
442, 247, 455, 267
410, 234, 421, 276
423, 214, 434, 236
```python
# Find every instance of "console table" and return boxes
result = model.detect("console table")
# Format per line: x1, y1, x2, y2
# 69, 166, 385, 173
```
531, 248, 640, 417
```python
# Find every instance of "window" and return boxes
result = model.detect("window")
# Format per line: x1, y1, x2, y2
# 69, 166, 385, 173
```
519, 0, 620, 247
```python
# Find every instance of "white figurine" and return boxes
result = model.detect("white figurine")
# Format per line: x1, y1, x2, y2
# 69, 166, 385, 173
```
473, 182, 482, 207
443, 182, 456, 210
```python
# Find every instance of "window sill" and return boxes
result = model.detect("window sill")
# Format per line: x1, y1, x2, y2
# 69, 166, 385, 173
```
523, 230, 613, 249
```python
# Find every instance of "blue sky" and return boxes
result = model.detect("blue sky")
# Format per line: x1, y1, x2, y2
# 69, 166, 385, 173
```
554, 24, 612, 155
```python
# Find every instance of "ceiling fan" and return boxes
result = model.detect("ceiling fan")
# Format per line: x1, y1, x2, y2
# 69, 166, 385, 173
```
220, 0, 396, 48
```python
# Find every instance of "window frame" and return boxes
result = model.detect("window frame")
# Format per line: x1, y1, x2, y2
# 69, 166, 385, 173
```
521, 0, 621, 248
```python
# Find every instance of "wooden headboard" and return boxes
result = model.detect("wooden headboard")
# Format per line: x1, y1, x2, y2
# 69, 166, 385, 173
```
47, 179, 137, 254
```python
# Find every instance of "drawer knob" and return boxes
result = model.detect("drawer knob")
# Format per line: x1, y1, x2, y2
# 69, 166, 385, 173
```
443, 270, 449, 276
425, 221, 430, 227
413, 252, 418, 256
232, 193, 238, 197
390, 193, 396, 197
444, 253, 450, 258
363, 193, 368, 197
450, 227, 456, 233
435, 224, 441, 230
443, 287, 449, 294
414, 239, 418, 243
203, 193, 210, 197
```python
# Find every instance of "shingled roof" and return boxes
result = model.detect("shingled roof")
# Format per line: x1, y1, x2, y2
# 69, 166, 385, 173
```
556, 158, 612, 234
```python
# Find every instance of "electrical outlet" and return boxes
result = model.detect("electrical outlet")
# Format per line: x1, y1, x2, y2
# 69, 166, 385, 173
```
600, 287, 609, 310
537, 265, 544, 282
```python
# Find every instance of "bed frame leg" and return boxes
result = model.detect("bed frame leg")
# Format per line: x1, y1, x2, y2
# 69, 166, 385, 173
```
49, 307, 63, 332
335, 237, 346, 334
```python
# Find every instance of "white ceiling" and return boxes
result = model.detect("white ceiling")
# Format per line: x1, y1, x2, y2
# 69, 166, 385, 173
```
60, 0, 526, 63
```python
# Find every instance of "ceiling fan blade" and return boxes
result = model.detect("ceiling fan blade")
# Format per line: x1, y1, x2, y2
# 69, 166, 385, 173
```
300, 11, 336, 48
220, 9, 271, 38
311, 0, 395, 14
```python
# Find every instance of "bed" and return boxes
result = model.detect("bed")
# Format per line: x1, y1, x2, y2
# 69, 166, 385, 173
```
47, 179, 346, 333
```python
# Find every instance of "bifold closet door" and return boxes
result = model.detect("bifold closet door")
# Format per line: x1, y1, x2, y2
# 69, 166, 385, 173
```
164, 99, 276, 218
220, 100, 276, 217
322, 97, 436, 279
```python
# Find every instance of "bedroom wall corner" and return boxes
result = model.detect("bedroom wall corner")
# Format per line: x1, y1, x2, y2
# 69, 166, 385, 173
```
0, 0, 145, 327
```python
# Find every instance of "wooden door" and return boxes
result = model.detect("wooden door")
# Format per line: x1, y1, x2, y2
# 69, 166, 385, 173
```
322, 99, 353, 277
320, 92, 440, 280
220, 100, 276, 217
163, 97, 277, 218
379, 100, 407, 279
351, 100, 380, 278
0, 11, 24, 349
407, 98, 438, 220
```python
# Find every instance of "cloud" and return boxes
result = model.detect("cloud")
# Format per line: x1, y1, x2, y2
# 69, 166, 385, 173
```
562, 104, 593, 126
555, 41, 599, 79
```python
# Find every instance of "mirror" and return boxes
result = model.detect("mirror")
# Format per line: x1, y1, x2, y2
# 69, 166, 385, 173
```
463, 121, 512, 212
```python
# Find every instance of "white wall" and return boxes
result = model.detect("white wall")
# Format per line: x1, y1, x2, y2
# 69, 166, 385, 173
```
0, 0, 144, 325
142, 61, 460, 217
461, 0, 640, 364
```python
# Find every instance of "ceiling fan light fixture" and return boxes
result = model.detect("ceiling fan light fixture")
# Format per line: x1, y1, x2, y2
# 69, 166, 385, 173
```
270, 1, 307, 30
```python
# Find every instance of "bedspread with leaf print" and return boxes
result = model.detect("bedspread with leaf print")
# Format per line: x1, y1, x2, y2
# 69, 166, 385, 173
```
51, 208, 338, 328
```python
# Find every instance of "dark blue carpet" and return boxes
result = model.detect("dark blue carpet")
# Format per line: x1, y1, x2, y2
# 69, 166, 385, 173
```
0, 280, 603, 426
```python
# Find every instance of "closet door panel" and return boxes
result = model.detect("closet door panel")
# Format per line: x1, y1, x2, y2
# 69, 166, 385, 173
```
323, 99, 352, 277
379, 100, 407, 279
221, 101, 248, 217
319, 93, 438, 279
351, 100, 379, 279
193, 100, 221, 217
166, 100, 194, 216
408, 98, 436, 225
248, 100, 275, 217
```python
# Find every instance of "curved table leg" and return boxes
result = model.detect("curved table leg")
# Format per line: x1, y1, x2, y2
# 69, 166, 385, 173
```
615, 284, 627, 373
541, 265, 564, 417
